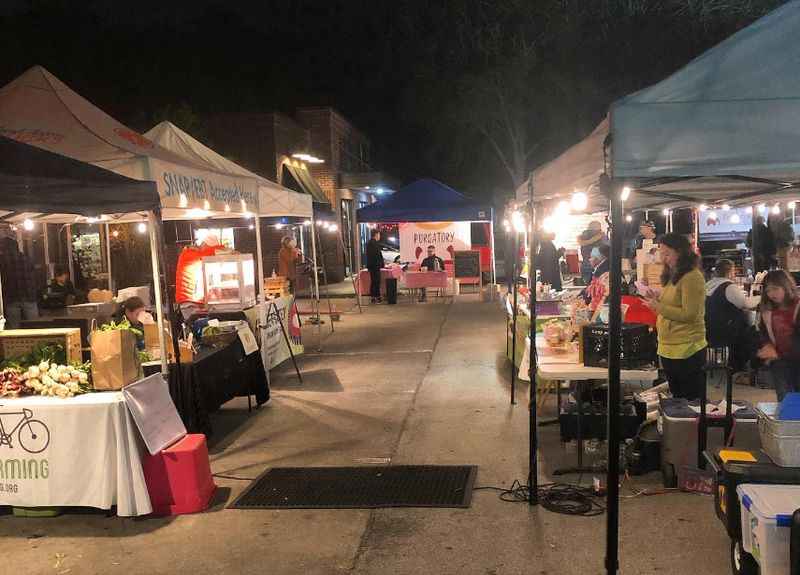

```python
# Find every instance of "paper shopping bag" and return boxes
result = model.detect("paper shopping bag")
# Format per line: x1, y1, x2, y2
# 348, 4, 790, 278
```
90, 329, 140, 390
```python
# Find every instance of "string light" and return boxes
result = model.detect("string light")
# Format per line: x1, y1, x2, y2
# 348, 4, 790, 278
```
699, 204, 708, 212
137, 222, 147, 234
571, 191, 588, 211
275, 223, 284, 230
248, 224, 254, 230
23, 219, 34, 231
224, 204, 231, 212
625, 214, 632, 222
662, 208, 670, 216
303, 220, 312, 226
772, 204, 781, 215
329, 223, 338, 232
730, 213, 741, 224
112, 229, 120, 238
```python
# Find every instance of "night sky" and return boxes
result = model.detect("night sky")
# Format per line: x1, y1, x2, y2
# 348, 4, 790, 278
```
0, 1, 787, 202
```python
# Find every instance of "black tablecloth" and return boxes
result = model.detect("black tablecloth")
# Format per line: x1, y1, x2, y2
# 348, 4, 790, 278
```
144, 339, 269, 435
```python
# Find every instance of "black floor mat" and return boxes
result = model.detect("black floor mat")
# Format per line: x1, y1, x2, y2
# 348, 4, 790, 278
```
228, 465, 477, 509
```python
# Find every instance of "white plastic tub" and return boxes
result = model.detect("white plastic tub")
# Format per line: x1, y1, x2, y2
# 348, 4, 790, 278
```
737, 483, 800, 575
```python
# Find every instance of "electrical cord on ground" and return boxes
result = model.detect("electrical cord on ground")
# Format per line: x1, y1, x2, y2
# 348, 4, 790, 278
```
474, 479, 605, 517
213, 473, 256, 481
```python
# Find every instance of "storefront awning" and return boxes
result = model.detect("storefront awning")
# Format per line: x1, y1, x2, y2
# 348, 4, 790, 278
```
282, 162, 329, 205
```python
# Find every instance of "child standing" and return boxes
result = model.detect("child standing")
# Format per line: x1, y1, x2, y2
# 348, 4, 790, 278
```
757, 270, 800, 401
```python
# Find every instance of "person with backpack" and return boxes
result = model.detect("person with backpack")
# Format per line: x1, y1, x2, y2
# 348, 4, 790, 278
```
705, 259, 752, 374
756, 269, 800, 401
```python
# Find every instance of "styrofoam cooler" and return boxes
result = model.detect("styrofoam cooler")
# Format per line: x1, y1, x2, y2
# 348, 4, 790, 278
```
737, 484, 800, 574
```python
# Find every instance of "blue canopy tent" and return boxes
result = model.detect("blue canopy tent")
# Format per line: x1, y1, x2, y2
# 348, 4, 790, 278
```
356, 178, 495, 282
356, 178, 491, 223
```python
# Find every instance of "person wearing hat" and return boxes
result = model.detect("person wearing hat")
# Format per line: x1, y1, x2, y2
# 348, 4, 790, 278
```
631, 220, 657, 255
577, 220, 606, 285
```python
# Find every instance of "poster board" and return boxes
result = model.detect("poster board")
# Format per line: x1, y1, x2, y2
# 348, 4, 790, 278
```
259, 296, 304, 370
122, 374, 187, 455
399, 222, 470, 262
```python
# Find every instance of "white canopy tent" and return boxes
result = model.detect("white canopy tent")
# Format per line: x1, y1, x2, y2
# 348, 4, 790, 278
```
0, 66, 259, 221
144, 121, 318, 318
517, 3, 800, 573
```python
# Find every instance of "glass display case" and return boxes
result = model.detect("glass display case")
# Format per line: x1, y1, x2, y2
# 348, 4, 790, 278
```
202, 254, 256, 311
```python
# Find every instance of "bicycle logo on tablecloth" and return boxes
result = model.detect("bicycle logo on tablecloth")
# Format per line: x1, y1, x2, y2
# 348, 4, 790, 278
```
0, 407, 50, 454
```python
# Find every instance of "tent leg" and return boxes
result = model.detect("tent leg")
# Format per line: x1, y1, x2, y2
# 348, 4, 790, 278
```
43, 224, 50, 282
489, 212, 497, 286
254, 215, 270, 390
65, 224, 75, 284
527, 180, 539, 507
510, 231, 518, 405
147, 212, 169, 377
604, 175, 623, 575
104, 223, 113, 291
310, 217, 322, 351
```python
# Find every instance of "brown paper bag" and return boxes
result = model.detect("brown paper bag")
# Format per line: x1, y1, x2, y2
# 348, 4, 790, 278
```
91, 329, 140, 390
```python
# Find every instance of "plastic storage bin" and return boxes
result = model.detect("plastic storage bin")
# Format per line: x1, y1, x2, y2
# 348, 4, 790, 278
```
737, 484, 800, 575
758, 404, 800, 467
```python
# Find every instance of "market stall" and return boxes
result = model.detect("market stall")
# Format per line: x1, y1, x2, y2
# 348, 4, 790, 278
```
517, 3, 800, 573
356, 178, 496, 296
0, 134, 164, 516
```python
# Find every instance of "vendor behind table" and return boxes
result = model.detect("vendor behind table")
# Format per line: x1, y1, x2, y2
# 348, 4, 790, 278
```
39, 263, 78, 309
112, 296, 147, 350
418, 245, 445, 302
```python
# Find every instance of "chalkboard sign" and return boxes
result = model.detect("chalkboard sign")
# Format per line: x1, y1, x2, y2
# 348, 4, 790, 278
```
454, 250, 481, 279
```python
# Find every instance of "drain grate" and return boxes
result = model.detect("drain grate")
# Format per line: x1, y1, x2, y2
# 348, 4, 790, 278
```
228, 465, 477, 509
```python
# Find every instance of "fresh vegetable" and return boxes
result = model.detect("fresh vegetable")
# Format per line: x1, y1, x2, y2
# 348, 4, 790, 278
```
98, 319, 143, 338
20, 361, 91, 397
0, 367, 29, 397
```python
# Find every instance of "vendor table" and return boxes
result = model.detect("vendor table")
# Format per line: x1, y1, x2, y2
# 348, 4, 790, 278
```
357, 267, 403, 297
144, 338, 269, 436
0, 392, 152, 516
402, 271, 449, 301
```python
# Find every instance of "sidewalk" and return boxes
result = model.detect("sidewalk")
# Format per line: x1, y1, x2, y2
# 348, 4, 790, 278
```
0, 294, 768, 574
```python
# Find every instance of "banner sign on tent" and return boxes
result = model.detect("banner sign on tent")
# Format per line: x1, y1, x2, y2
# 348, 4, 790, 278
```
149, 158, 259, 214
399, 222, 470, 262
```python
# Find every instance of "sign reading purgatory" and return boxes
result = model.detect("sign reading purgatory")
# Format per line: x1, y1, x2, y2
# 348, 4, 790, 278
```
398, 222, 471, 263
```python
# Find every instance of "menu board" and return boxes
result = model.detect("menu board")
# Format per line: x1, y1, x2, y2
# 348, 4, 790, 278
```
454, 250, 481, 279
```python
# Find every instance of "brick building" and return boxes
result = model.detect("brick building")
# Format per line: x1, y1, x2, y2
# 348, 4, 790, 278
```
205, 108, 396, 283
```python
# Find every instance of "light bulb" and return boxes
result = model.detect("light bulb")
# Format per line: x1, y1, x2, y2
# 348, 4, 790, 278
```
179, 194, 188, 208
329, 224, 338, 232
789, 201, 797, 209
248, 224, 254, 230
625, 214, 632, 222
303, 220, 312, 226
772, 204, 781, 215
722, 204, 731, 211
275, 223, 284, 230
137, 222, 147, 234
203, 199, 210, 211
571, 191, 588, 211
699, 204, 708, 212
555, 200, 570, 216
112, 229, 120, 238
511, 211, 526, 233
23, 219, 34, 231
730, 214, 741, 224
662, 208, 670, 216
758, 203, 767, 212
224, 204, 231, 212
542, 216, 557, 233
620, 186, 631, 201
708, 211, 718, 221
746, 206, 754, 214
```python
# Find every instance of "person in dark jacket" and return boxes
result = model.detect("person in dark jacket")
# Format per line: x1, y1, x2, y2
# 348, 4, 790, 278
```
756, 270, 800, 401
705, 259, 752, 372
0, 231, 39, 328
418, 245, 445, 302
747, 215, 777, 272
536, 232, 562, 291
40, 264, 78, 309
365, 229, 384, 303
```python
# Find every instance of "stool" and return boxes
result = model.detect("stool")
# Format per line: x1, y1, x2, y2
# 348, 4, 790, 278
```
142, 434, 216, 516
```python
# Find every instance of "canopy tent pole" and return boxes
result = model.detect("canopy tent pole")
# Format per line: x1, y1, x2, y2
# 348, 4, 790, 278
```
104, 223, 113, 291
510, 230, 518, 405
604, 174, 623, 575
65, 224, 75, 283
527, 178, 539, 506
310, 215, 322, 350
42, 224, 50, 281
489, 208, 497, 286
254, 216, 266, 304
147, 211, 169, 376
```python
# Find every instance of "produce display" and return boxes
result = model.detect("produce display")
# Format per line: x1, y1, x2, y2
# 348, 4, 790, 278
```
0, 343, 92, 398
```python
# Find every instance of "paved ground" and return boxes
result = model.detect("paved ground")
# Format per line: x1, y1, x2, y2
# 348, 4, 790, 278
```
0, 295, 777, 575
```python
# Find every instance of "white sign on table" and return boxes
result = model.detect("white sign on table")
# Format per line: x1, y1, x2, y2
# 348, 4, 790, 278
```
237, 324, 259, 356
122, 374, 187, 455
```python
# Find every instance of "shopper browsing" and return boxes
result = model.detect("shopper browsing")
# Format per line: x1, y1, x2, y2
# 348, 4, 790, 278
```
643, 233, 707, 400
756, 270, 800, 401
705, 259, 752, 373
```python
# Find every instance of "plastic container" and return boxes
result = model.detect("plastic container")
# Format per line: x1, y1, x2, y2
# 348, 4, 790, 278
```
758, 406, 800, 467
778, 392, 800, 420
737, 484, 800, 575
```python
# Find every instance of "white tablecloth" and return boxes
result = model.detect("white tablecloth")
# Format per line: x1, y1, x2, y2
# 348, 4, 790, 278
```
0, 392, 152, 516
518, 335, 658, 383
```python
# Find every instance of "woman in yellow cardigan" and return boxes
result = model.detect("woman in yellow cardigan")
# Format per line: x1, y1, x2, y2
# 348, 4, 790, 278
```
643, 233, 707, 400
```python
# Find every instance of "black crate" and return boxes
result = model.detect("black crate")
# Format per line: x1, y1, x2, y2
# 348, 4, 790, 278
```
582, 323, 656, 369
559, 400, 643, 442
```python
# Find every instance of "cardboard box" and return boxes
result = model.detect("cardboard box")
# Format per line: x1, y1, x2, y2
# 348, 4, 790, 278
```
0, 328, 82, 364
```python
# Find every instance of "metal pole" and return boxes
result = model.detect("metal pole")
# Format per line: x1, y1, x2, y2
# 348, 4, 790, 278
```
310, 216, 322, 349
104, 223, 113, 291
43, 223, 50, 281
490, 209, 497, 286
752, 205, 760, 273
254, 216, 266, 303
65, 224, 75, 283
147, 212, 169, 376
528, 180, 539, 506
605, 175, 623, 575
510, 230, 518, 405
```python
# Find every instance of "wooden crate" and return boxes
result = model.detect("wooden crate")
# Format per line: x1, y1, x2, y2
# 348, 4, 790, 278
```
264, 276, 291, 299
0, 328, 82, 364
